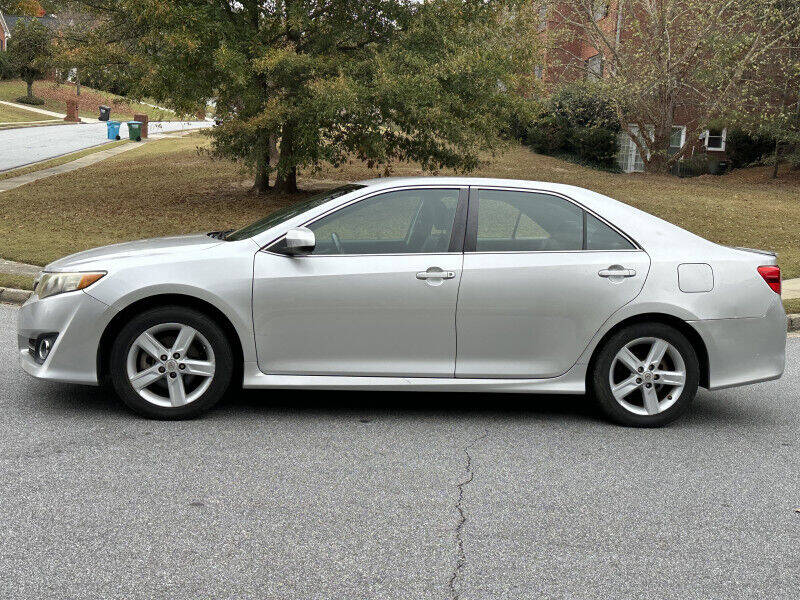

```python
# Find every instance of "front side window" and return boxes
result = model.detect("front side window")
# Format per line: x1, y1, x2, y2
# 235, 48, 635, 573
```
475, 190, 583, 252
307, 188, 460, 255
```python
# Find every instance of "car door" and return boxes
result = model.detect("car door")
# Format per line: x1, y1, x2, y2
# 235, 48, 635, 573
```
455, 187, 650, 379
253, 186, 468, 377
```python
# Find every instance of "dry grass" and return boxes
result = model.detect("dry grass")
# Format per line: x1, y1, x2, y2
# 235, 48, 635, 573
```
1, 133, 799, 281
0, 273, 35, 290
0, 102, 47, 123
783, 298, 800, 314
0, 80, 179, 122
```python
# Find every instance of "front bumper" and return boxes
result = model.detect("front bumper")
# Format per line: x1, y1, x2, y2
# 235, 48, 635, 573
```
17, 290, 113, 385
689, 300, 787, 390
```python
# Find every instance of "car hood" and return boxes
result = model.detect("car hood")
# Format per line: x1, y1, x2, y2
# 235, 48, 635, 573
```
44, 234, 223, 272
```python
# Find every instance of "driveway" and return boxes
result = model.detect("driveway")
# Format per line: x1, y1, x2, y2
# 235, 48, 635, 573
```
0, 303, 798, 599
0, 121, 212, 171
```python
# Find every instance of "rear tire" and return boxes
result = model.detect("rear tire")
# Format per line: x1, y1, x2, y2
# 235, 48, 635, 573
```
109, 306, 234, 419
591, 323, 699, 427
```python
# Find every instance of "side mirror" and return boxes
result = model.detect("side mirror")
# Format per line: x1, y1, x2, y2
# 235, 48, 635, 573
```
283, 227, 315, 256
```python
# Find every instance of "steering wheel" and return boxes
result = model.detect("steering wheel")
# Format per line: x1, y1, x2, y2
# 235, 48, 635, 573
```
331, 232, 344, 254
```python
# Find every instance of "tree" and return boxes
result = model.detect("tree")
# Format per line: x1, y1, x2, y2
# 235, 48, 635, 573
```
72, 0, 538, 193
725, 7, 800, 177
8, 18, 53, 103
545, 0, 800, 173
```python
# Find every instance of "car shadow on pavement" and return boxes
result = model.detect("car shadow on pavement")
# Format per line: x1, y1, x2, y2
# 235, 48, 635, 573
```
25, 379, 767, 427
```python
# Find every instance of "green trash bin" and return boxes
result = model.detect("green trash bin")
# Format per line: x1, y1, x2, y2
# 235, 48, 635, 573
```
127, 121, 143, 142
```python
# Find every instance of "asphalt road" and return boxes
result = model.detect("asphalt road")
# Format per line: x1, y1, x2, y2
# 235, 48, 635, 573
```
1, 303, 798, 599
0, 121, 212, 171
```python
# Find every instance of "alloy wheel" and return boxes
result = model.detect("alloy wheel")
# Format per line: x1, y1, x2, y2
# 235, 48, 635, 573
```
608, 336, 687, 416
126, 323, 216, 408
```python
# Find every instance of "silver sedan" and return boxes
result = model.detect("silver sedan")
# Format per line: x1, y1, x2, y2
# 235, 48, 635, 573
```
17, 178, 786, 425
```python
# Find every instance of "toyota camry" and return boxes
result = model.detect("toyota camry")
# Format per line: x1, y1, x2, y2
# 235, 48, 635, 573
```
18, 178, 786, 426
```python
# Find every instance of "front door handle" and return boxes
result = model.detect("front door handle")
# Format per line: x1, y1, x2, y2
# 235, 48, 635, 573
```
598, 266, 637, 278
416, 268, 456, 280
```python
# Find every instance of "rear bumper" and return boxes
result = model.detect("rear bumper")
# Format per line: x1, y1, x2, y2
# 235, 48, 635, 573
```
17, 290, 112, 385
689, 301, 786, 390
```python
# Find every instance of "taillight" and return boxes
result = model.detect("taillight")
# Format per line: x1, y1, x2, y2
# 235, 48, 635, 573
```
757, 265, 781, 294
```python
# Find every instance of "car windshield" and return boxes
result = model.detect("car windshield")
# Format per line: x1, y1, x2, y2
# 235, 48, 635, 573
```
224, 184, 365, 241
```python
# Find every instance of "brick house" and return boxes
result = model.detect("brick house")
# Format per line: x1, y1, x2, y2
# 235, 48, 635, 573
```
537, 1, 729, 173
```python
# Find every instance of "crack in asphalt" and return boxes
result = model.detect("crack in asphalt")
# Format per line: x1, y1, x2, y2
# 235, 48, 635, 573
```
448, 429, 488, 600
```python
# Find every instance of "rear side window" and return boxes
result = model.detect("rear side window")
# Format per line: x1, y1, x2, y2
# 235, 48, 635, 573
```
585, 214, 634, 250
473, 189, 634, 252
475, 190, 583, 252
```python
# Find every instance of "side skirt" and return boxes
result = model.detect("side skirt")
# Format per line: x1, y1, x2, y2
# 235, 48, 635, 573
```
241, 362, 587, 394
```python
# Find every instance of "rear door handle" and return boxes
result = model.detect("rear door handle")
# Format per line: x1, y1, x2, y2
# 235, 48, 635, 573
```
416, 269, 456, 280
598, 267, 636, 278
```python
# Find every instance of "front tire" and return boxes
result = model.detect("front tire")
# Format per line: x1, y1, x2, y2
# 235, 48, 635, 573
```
591, 323, 699, 427
109, 306, 234, 419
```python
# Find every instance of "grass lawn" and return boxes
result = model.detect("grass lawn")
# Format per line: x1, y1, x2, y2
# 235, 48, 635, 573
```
0, 273, 35, 291
0, 80, 181, 123
0, 102, 52, 123
1, 132, 798, 282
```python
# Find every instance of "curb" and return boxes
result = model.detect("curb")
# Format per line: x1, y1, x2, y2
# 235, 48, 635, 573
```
1, 284, 800, 334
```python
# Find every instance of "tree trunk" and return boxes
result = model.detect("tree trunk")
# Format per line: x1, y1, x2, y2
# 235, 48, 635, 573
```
252, 136, 271, 194
274, 166, 298, 193
771, 140, 780, 179
26, 80, 33, 100
76, 69, 81, 97
274, 124, 299, 193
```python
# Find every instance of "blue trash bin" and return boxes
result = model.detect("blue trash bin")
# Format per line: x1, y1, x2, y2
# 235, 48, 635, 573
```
106, 121, 121, 140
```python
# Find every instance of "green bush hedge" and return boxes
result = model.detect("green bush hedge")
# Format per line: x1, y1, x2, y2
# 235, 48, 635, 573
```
726, 129, 776, 168
15, 95, 46, 106
517, 83, 620, 170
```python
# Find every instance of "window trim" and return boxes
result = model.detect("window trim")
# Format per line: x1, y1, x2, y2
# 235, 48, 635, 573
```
263, 185, 469, 257
670, 125, 687, 149
463, 186, 641, 254
703, 128, 727, 152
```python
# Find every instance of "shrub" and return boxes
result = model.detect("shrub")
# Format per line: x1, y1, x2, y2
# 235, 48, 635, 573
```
570, 126, 618, 168
549, 82, 619, 132
522, 83, 620, 168
726, 129, 775, 168
15, 95, 45, 105
674, 154, 710, 177
525, 113, 569, 155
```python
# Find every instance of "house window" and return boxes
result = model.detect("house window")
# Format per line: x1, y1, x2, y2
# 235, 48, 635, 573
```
669, 126, 686, 149
586, 54, 603, 81
704, 128, 726, 151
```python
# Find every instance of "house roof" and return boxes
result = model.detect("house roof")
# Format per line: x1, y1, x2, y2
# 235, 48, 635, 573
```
2, 12, 59, 34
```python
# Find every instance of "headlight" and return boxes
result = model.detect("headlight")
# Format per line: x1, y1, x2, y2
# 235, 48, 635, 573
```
35, 271, 106, 299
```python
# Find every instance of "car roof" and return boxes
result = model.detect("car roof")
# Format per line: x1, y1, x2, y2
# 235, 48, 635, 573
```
355, 176, 584, 195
